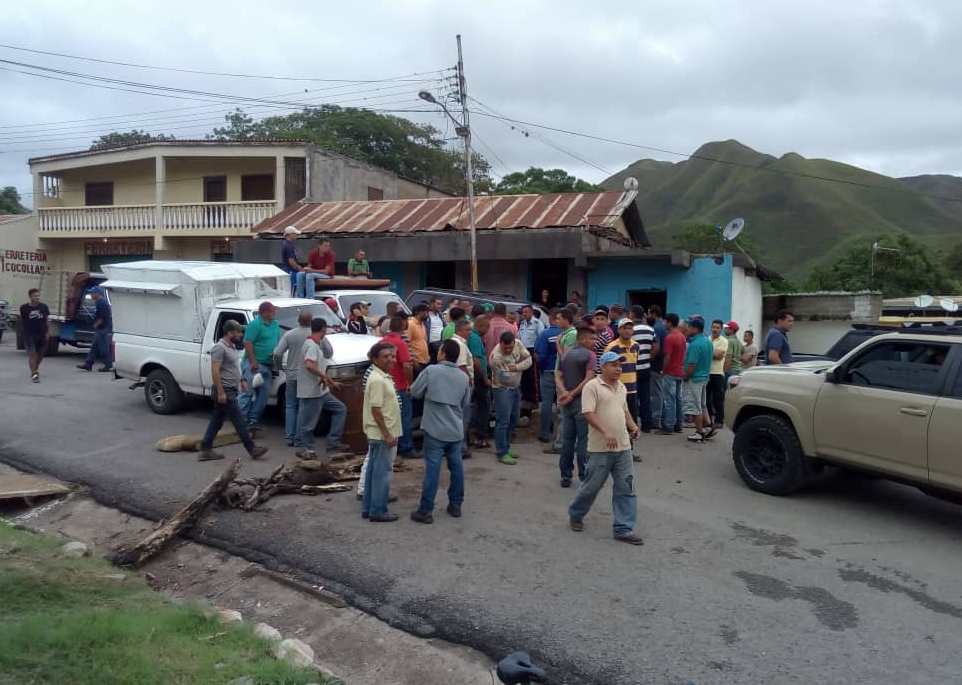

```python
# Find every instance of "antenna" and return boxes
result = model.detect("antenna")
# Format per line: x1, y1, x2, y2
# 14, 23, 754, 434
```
940, 297, 959, 313
914, 294, 935, 308
722, 217, 745, 241
623, 177, 639, 192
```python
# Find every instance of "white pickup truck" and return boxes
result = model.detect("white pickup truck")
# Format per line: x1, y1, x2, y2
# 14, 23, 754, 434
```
102, 261, 378, 445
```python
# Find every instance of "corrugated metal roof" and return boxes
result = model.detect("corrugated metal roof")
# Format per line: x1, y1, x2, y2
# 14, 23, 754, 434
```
255, 191, 648, 246
0, 213, 30, 225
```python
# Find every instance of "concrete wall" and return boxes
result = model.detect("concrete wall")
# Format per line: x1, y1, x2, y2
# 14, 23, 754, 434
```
397, 177, 450, 199
455, 259, 529, 298
761, 291, 883, 356
307, 148, 448, 202
731, 266, 763, 335
762, 320, 853, 356
587, 255, 735, 320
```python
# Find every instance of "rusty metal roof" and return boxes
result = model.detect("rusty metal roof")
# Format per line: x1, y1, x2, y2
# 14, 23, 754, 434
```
255, 191, 648, 246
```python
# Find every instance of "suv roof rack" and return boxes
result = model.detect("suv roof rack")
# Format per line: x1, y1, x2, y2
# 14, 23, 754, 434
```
852, 322, 962, 336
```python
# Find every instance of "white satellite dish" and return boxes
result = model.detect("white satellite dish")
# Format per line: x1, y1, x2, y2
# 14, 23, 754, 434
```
940, 298, 959, 313
914, 294, 935, 308
623, 177, 639, 192
722, 217, 745, 241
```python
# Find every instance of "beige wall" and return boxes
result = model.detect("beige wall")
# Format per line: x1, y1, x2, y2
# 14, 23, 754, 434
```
397, 177, 451, 199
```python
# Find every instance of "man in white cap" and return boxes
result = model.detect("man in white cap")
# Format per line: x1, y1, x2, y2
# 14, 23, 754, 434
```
281, 226, 303, 296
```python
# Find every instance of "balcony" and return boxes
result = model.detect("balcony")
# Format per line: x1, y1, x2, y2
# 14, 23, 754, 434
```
38, 201, 277, 237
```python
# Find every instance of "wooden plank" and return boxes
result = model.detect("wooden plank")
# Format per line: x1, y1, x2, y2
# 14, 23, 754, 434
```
0, 474, 70, 501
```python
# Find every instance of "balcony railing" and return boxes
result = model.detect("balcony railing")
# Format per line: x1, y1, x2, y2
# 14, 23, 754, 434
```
38, 201, 277, 235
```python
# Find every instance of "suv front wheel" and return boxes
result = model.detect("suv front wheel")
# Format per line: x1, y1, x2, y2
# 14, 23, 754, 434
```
733, 414, 808, 495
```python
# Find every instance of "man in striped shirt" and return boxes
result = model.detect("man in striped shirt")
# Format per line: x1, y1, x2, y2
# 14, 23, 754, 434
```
591, 309, 614, 373
605, 318, 643, 460
630, 305, 655, 433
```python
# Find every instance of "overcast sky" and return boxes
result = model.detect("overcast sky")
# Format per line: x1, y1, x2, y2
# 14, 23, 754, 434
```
3, 0, 961, 206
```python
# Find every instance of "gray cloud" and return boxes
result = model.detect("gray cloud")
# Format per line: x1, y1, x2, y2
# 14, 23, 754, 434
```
3, 0, 962, 206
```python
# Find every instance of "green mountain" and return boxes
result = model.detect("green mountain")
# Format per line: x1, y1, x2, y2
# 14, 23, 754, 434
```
602, 140, 962, 281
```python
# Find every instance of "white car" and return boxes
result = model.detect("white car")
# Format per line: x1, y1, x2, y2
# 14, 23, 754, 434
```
315, 288, 410, 324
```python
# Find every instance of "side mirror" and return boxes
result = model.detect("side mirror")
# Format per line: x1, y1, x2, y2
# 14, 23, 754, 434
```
825, 369, 838, 383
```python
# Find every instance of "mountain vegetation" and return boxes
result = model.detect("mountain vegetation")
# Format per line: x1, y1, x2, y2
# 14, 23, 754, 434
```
494, 167, 600, 195
0, 186, 28, 214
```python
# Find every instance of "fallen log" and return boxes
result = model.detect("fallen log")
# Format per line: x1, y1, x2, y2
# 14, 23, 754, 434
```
108, 460, 240, 567
220, 458, 360, 511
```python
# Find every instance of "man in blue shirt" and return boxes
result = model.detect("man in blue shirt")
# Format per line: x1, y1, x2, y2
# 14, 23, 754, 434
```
77, 288, 113, 372
534, 310, 561, 443
280, 226, 303, 296
766, 309, 795, 365
682, 318, 714, 443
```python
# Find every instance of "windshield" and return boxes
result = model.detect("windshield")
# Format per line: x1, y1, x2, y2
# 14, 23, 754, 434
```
274, 303, 343, 332
339, 293, 408, 319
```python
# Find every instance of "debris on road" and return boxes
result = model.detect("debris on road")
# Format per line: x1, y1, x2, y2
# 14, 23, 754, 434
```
221, 456, 361, 511
0, 471, 70, 505
61, 540, 90, 558
156, 430, 241, 453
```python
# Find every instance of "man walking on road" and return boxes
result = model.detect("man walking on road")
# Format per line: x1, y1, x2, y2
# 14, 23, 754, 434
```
198, 320, 268, 462
556, 325, 596, 486
21, 288, 49, 382
707, 319, 729, 427
489, 331, 532, 466
766, 309, 795, 365
76, 287, 113, 373
295, 318, 348, 460
657, 314, 686, 435
567, 350, 643, 545
362, 341, 403, 522
238, 301, 281, 434
409, 339, 472, 524
683, 318, 715, 443
273, 310, 312, 446
741, 329, 758, 369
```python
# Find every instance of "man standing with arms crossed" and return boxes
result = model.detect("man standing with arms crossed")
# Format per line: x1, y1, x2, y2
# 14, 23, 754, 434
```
567, 350, 643, 545
20, 288, 49, 383
362, 342, 403, 522
238, 302, 281, 434
198, 320, 268, 462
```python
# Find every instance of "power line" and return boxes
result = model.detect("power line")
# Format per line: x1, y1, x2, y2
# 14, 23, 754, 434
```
0, 42, 454, 82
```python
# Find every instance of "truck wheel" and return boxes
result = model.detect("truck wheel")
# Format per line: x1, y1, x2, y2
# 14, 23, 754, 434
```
733, 414, 808, 495
144, 369, 184, 415
45, 336, 60, 356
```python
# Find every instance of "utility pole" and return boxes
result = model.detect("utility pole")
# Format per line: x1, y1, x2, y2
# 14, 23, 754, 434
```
456, 34, 479, 291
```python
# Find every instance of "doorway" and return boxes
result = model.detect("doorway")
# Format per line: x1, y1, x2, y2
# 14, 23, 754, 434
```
627, 288, 667, 314
529, 258, 568, 308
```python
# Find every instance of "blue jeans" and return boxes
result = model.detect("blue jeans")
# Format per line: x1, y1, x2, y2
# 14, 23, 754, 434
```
83, 328, 112, 369
661, 375, 684, 431
238, 361, 273, 428
560, 397, 588, 480
297, 272, 331, 298
295, 393, 347, 450
568, 450, 637, 536
288, 272, 298, 296
397, 390, 415, 455
650, 370, 664, 425
201, 389, 255, 453
362, 440, 396, 517
538, 370, 556, 441
493, 386, 520, 458
417, 432, 464, 513
636, 370, 652, 431
284, 377, 299, 444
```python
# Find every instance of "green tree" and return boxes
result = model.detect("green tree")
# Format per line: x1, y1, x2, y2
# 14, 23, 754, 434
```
0, 186, 28, 214
671, 223, 761, 257
943, 242, 962, 278
494, 167, 600, 195
805, 234, 959, 297
90, 130, 175, 151
211, 106, 490, 195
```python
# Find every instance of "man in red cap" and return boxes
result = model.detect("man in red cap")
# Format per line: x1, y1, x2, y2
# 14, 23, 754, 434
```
724, 321, 744, 378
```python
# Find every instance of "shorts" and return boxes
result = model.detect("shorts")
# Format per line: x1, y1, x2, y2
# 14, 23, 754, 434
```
682, 380, 707, 415
24, 335, 45, 354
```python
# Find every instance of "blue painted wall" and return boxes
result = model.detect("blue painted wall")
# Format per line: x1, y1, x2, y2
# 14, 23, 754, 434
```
587, 255, 734, 321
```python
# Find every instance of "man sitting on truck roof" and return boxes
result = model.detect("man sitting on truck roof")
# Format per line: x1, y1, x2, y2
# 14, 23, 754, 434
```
299, 239, 336, 298
347, 249, 372, 279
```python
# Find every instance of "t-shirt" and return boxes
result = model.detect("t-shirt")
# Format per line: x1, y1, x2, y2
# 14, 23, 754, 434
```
381, 331, 412, 391
94, 298, 112, 331
274, 326, 311, 374
605, 338, 641, 394
592, 328, 614, 373
298, 338, 330, 399
281, 241, 299, 273
662, 329, 687, 378
427, 312, 444, 344
243, 315, 281, 364
743, 343, 759, 368
581, 376, 630, 453
407, 317, 429, 365
725, 334, 744, 374
558, 345, 595, 393
650, 319, 667, 373
211, 339, 242, 390
483, 317, 518, 356
308, 248, 335, 273
468, 330, 488, 376
452, 334, 474, 384
363, 366, 402, 441
20, 303, 49, 339
441, 321, 457, 341
556, 325, 577, 367
534, 325, 561, 373
517, 316, 545, 349
347, 318, 368, 335
710, 335, 729, 375
489, 340, 533, 389
631, 322, 654, 371
347, 257, 369, 275
685, 334, 714, 383
765, 328, 793, 364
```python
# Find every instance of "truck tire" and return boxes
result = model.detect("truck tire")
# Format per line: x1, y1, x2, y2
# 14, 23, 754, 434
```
45, 336, 60, 356
144, 368, 185, 415
733, 414, 808, 495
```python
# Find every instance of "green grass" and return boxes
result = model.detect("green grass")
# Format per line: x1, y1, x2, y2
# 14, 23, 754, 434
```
0, 521, 324, 685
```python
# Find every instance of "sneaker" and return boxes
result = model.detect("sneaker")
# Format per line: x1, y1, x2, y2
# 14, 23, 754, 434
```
686, 432, 704, 443
410, 510, 434, 524
249, 445, 269, 460
542, 445, 561, 454
632, 455, 642, 463
446, 503, 462, 518
703, 426, 718, 440
507, 451, 520, 460
560, 478, 572, 488
97, 366, 114, 373
31, 373, 39, 383
76, 364, 91, 371
368, 513, 399, 523
569, 518, 584, 532
614, 533, 645, 546
498, 455, 518, 465
198, 450, 225, 461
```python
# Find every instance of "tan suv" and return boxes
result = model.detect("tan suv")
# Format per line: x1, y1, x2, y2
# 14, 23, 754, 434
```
725, 330, 962, 499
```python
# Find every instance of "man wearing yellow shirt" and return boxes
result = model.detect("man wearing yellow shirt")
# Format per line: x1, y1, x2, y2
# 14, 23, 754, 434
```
707, 319, 729, 428
361, 341, 403, 522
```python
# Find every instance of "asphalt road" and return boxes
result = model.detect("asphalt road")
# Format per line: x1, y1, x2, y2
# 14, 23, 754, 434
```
3, 342, 962, 684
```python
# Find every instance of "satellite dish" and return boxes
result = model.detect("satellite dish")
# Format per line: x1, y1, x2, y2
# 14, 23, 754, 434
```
722, 217, 745, 241
914, 294, 935, 308
623, 177, 639, 192
940, 298, 959, 313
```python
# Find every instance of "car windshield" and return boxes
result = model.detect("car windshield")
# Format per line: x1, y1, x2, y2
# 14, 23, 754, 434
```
274, 303, 343, 332
341, 292, 408, 319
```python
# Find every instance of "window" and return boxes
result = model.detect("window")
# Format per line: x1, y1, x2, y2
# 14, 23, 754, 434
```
841, 340, 951, 395
241, 174, 275, 201
213, 312, 247, 341
367, 186, 384, 201
43, 175, 62, 199
203, 176, 227, 203
84, 182, 114, 206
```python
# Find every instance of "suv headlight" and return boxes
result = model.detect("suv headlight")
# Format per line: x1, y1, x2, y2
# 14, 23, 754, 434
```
327, 362, 369, 381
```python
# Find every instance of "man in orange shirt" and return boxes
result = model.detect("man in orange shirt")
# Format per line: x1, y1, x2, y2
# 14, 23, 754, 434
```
299, 239, 335, 297
407, 303, 430, 368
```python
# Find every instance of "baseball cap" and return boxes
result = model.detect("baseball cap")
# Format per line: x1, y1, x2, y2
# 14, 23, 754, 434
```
89, 286, 103, 295
360, 300, 372, 307
283, 225, 301, 236
617, 317, 633, 328
599, 351, 623, 366
726, 320, 740, 333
